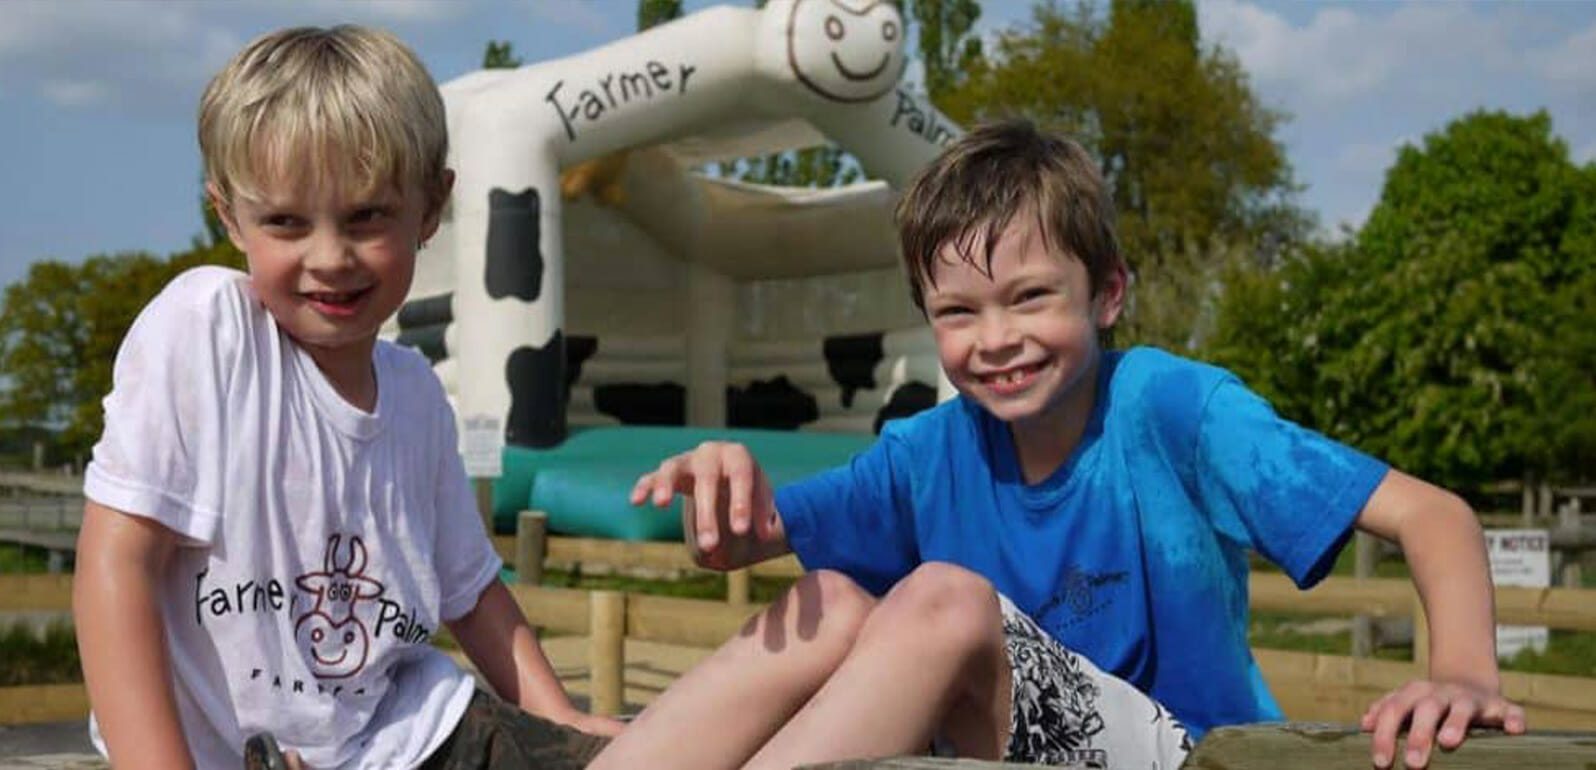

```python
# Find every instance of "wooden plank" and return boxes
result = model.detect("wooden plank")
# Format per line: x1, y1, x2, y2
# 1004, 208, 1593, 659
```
1255, 649, 1596, 726
0, 472, 81, 496
0, 573, 74, 612
493, 533, 806, 580
1251, 574, 1414, 617
628, 593, 761, 648
1252, 575, 1596, 632
801, 759, 1060, 769
507, 584, 592, 635
1184, 723, 1596, 769
0, 529, 78, 551
0, 682, 90, 724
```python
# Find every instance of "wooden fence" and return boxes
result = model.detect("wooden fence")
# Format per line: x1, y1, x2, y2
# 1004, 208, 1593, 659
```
6, 512, 1596, 732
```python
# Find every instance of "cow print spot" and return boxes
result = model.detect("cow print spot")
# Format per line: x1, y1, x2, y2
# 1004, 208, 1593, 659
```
565, 335, 598, 392
506, 332, 567, 448
594, 383, 687, 426
485, 188, 544, 302
727, 376, 819, 431
395, 325, 447, 364
396, 293, 453, 330
822, 332, 885, 408
873, 382, 935, 434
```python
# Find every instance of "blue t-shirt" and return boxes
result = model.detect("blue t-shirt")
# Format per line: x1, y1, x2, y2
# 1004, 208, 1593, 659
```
775, 347, 1387, 738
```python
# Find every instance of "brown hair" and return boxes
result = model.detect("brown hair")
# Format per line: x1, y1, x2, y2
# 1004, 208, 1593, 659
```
895, 119, 1121, 312
199, 25, 448, 209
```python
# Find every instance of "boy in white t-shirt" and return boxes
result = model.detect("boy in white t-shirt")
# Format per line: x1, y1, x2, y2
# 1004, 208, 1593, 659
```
73, 25, 620, 769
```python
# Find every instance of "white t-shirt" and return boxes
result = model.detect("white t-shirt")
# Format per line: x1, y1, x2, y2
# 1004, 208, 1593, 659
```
84, 267, 502, 770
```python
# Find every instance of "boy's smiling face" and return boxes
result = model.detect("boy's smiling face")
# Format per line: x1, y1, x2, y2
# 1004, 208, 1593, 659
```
214, 171, 447, 376
923, 211, 1124, 441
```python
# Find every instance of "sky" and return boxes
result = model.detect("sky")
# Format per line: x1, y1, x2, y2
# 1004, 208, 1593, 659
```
0, 0, 1592, 294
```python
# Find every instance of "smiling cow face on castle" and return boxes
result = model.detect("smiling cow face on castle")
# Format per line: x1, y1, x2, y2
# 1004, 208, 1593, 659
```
787, 0, 906, 102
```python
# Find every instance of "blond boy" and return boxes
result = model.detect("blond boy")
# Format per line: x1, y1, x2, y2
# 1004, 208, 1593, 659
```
73, 26, 618, 769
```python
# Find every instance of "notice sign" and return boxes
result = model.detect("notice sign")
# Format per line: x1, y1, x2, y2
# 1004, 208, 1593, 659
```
1483, 529, 1550, 659
461, 414, 504, 478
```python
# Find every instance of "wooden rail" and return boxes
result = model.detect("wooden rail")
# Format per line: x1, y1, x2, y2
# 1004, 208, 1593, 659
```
5, 578, 1596, 730
801, 725, 1596, 769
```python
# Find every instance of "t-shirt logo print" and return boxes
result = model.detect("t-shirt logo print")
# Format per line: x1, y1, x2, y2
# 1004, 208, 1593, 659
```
294, 534, 385, 679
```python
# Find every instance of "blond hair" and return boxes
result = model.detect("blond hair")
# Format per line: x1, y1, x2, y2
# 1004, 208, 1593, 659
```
199, 25, 447, 207
895, 120, 1120, 313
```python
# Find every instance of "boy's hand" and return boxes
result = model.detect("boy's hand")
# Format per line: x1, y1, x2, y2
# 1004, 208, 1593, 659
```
1360, 679, 1526, 769
630, 441, 783, 571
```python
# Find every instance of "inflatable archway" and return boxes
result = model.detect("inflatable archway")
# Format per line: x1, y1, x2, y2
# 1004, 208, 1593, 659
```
418, 0, 961, 467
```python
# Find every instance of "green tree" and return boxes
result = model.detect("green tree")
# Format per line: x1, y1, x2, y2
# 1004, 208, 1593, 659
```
638, 0, 684, 30
0, 216, 243, 460
482, 41, 522, 69
1209, 111, 1596, 490
941, 0, 1305, 349
909, 0, 984, 103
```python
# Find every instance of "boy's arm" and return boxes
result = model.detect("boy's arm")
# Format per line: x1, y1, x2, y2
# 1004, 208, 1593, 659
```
1353, 469, 1526, 769
446, 580, 624, 737
73, 500, 196, 770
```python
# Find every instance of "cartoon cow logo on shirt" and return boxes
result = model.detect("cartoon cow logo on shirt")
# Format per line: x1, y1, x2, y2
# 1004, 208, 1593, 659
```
294, 535, 385, 679
786, 0, 906, 102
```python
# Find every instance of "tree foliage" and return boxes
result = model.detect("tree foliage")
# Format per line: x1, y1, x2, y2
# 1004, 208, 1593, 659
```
482, 41, 522, 70
638, 0, 684, 31
0, 229, 242, 460
910, 0, 984, 103
1208, 111, 1596, 489
939, 0, 1305, 349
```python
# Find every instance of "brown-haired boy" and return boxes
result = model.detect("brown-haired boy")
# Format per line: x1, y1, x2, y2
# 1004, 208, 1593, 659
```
593, 120, 1524, 770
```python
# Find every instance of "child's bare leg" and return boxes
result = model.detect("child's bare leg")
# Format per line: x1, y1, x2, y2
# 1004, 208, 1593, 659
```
586, 570, 874, 770
744, 562, 1010, 769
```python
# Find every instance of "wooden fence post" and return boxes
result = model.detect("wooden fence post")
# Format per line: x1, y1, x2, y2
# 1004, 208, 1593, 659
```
516, 510, 548, 586
1351, 532, 1377, 658
1559, 499, 1583, 588
1522, 475, 1535, 525
727, 568, 750, 606
590, 590, 626, 717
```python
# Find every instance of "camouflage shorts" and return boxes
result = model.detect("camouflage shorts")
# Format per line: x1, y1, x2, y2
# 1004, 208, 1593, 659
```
418, 690, 611, 770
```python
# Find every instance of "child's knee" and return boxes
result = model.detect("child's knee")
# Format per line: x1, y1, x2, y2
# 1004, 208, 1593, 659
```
757, 569, 875, 655
789, 569, 875, 638
879, 562, 1001, 646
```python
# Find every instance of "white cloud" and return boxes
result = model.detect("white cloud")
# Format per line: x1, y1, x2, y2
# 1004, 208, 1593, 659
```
1530, 18, 1596, 92
39, 79, 110, 108
1199, 1, 1514, 113
1333, 139, 1403, 179
523, 0, 615, 36
0, 2, 236, 114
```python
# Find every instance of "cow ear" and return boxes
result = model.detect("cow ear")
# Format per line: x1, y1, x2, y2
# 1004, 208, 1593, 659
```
297, 574, 328, 593
351, 577, 385, 600
345, 536, 367, 576
324, 534, 341, 572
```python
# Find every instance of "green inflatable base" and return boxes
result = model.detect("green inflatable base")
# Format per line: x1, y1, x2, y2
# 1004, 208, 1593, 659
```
491, 426, 874, 541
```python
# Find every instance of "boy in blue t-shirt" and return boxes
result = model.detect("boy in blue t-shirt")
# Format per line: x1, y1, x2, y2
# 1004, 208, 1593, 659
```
588, 121, 1524, 770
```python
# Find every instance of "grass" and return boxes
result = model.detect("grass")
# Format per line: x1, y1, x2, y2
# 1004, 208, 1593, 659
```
0, 622, 80, 686
0, 543, 51, 573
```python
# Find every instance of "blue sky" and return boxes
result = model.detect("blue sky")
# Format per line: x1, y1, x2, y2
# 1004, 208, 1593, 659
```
0, 0, 1591, 293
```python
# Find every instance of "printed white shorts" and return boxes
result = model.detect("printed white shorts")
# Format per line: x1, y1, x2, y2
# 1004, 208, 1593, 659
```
998, 594, 1193, 768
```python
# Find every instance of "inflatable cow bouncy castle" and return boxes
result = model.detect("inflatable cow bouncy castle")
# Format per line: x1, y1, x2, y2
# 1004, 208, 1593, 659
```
384, 0, 963, 537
